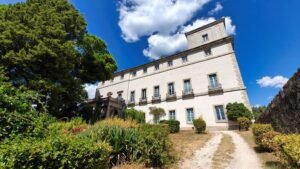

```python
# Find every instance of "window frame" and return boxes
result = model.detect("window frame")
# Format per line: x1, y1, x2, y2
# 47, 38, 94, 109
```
130, 91, 135, 102
169, 110, 176, 120
168, 60, 173, 67
207, 73, 220, 88
153, 85, 160, 97
154, 64, 160, 71
183, 79, 192, 93
204, 48, 212, 56
202, 34, 209, 42
141, 88, 147, 100
143, 67, 147, 74
213, 105, 227, 122
168, 82, 175, 95
182, 56, 188, 63
186, 108, 195, 124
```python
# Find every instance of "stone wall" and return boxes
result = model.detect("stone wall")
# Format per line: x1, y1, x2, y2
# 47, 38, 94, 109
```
257, 69, 300, 133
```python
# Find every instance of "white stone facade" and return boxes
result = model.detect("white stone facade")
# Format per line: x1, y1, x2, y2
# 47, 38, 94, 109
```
97, 19, 250, 129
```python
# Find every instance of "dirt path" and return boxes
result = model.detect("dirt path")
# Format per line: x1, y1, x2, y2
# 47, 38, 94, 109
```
180, 131, 262, 169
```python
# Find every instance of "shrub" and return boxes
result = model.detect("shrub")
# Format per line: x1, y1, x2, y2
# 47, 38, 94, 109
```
0, 135, 111, 169
124, 108, 145, 123
48, 117, 88, 136
0, 109, 55, 141
79, 120, 172, 168
261, 131, 281, 151
274, 134, 300, 167
237, 117, 251, 130
226, 102, 252, 121
252, 124, 274, 149
136, 124, 173, 167
193, 118, 206, 133
160, 120, 180, 133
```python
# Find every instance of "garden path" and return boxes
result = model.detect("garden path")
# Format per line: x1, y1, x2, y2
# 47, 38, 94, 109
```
180, 131, 262, 169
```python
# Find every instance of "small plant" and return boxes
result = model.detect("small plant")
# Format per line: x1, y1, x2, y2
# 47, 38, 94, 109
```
261, 130, 281, 151
193, 118, 206, 133
226, 102, 252, 121
149, 107, 166, 124
252, 124, 274, 149
160, 120, 180, 133
237, 117, 251, 131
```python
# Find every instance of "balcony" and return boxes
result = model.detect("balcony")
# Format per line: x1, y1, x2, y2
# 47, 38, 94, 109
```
182, 89, 194, 98
127, 100, 135, 107
152, 95, 161, 103
166, 92, 177, 101
208, 83, 223, 95
139, 97, 147, 105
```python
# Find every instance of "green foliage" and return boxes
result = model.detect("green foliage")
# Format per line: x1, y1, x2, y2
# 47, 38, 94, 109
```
149, 107, 166, 123
0, 135, 111, 169
274, 134, 300, 168
237, 117, 251, 131
0, 0, 117, 116
252, 124, 274, 149
160, 120, 180, 133
193, 117, 206, 133
261, 131, 281, 151
252, 106, 266, 120
125, 108, 145, 123
79, 120, 172, 168
0, 109, 55, 141
136, 124, 172, 167
226, 102, 252, 121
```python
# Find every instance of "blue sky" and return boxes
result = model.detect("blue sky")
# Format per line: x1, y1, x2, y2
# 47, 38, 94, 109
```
1, 0, 299, 106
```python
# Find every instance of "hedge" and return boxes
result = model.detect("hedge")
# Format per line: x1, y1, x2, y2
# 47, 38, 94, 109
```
274, 134, 300, 167
0, 135, 111, 169
252, 124, 274, 149
237, 117, 251, 131
160, 120, 180, 133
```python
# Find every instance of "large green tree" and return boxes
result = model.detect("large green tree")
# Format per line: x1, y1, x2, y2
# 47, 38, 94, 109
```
0, 0, 117, 117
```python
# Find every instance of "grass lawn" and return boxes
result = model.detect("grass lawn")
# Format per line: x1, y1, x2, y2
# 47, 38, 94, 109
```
237, 130, 284, 169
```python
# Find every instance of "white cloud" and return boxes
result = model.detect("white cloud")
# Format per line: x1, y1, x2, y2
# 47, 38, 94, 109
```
118, 0, 211, 42
84, 84, 98, 99
143, 16, 236, 60
208, 2, 223, 15
257, 76, 288, 88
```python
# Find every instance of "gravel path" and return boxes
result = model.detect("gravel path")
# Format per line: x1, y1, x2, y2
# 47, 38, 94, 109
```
180, 131, 262, 169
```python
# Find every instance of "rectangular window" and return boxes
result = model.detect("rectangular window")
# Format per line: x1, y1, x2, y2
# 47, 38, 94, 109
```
117, 91, 123, 97
168, 60, 173, 67
169, 110, 176, 120
215, 105, 226, 121
155, 64, 159, 70
186, 108, 194, 123
205, 49, 212, 56
120, 74, 124, 80
143, 67, 147, 74
184, 79, 192, 93
168, 83, 175, 95
132, 71, 136, 77
209, 74, 218, 88
141, 89, 147, 100
154, 86, 160, 97
130, 91, 135, 102
202, 34, 208, 42
182, 56, 188, 63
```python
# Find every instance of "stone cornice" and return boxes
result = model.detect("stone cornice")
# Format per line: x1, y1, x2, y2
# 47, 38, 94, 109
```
111, 35, 234, 77
99, 51, 234, 89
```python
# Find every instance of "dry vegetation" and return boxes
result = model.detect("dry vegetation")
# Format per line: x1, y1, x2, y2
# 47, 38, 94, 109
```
168, 130, 211, 161
237, 130, 284, 169
212, 134, 235, 169
114, 130, 211, 169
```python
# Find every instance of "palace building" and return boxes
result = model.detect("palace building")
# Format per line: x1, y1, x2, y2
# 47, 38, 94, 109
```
97, 18, 250, 129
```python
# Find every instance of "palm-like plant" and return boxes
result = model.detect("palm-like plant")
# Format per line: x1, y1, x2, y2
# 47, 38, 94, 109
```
149, 107, 166, 124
